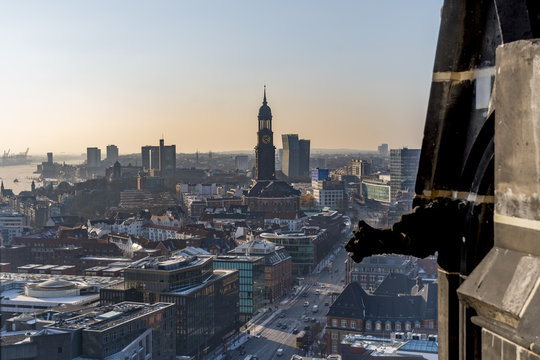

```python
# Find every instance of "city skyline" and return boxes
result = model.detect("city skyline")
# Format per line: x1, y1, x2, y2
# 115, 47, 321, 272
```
1, 1, 443, 154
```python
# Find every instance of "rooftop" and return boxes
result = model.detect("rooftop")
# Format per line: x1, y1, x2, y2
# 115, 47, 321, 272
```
51, 302, 172, 331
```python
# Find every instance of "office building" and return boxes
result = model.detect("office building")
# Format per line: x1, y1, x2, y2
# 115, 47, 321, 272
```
230, 238, 293, 303
299, 139, 311, 177
390, 148, 421, 202
312, 168, 329, 183
142, 145, 160, 170
362, 178, 391, 203
103, 255, 239, 357
0, 209, 25, 244
378, 143, 389, 157
312, 179, 345, 209
235, 155, 249, 171
260, 227, 328, 275
106, 144, 119, 164
346, 159, 371, 180
282, 134, 311, 178
48, 302, 176, 360
142, 139, 176, 174
86, 147, 101, 168
212, 255, 265, 320
158, 138, 176, 174
46, 152, 53, 164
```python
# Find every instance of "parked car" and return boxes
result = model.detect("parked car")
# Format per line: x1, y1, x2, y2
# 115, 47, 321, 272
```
303, 301, 309, 307
276, 348, 284, 356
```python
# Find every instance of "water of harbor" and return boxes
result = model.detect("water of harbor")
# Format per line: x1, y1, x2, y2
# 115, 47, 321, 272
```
0, 163, 43, 195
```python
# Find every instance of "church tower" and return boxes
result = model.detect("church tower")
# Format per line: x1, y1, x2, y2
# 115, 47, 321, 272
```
255, 86, 276, 180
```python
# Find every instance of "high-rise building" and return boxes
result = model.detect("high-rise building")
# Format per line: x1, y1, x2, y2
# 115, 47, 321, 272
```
378, 143, 389, 157
255, 86, 275, 180
142, 139, 176, 174
106, 144, 119, 164
235, 155, 249, 171
86, 147, 101, 168
299, 139, 311, 178
390, 148, 421, 202
282, 134, 299, 177
141, 145, 159, 170
282, 134, 310, 178
46, 152, 53, 164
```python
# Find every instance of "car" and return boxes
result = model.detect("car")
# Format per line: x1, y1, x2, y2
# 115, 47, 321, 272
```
279, 313, 285, 318
276, 348, 284, 356
292, 328, 299, 334
315, 290, 320, 295
303, 301, 309, 307
303, 317, 310, 322
256, 333, 262, 338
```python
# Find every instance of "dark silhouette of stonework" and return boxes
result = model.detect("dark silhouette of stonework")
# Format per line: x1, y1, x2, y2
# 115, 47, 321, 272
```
345, 1, 540, 359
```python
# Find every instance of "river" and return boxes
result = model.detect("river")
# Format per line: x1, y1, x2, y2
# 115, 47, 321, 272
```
0, 158, 84, 195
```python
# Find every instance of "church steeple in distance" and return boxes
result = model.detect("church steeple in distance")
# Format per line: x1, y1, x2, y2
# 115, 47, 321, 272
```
255, 85, 276, 180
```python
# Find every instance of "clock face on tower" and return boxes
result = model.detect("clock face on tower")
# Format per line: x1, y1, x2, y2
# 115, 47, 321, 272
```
262, 135, 271, 144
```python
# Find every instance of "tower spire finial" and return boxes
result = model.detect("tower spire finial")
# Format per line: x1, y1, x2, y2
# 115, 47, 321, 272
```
263, 84, 267, 105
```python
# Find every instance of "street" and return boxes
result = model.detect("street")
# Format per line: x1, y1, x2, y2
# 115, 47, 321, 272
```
224, 232, 351, 360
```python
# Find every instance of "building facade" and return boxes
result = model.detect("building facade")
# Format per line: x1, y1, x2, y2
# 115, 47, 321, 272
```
229, 239, 293, 303
326, 282, 437, 355
389, 148, 420, 202
105, 255, 240, 357
86, 147, 101, 168
282, 134, 310, 178
212, 255, 265, 321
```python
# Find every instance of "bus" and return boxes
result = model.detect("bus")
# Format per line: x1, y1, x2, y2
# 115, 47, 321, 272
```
296, 330, 307, 348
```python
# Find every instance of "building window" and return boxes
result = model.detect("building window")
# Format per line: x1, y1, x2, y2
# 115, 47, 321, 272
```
352, 274, 358, 281
415, 321, 421, 328
375, 321, 382, 330
332, 319, 337, 327
58, 347, 62, 354
360, 275, 367, 281
369, 275, 375, 282
350, 321, 356, 329
395, 322, 401, 331
332, 344, 337, 353
331, 332, 338, 340
405, 321, 412, 331
428, 321, 434, 329
341, 320, 347, 328
366, 321, 372, 330
385, 321, 392, 331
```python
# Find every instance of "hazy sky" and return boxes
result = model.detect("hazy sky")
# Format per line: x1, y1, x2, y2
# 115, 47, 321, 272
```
1, 1, 443, 155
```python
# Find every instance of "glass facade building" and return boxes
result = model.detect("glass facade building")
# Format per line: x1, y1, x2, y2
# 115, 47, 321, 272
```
212, 255, 265, 321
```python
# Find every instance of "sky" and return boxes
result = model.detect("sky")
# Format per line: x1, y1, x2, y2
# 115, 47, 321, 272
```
1, 1, 443, 156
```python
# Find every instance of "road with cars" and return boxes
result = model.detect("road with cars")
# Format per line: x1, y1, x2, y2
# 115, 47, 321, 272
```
227, 228, 352, 360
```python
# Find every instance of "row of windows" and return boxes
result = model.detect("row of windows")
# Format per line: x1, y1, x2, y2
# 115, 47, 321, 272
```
329, 318, 429, 332
352, 275, 385, 282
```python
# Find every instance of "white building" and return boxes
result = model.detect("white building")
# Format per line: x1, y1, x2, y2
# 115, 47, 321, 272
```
312, 180, 345, 209
0, 210, 25, 244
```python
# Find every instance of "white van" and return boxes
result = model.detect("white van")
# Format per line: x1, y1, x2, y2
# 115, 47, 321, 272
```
312, 305, 318, 313
276, 348, 284, 356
